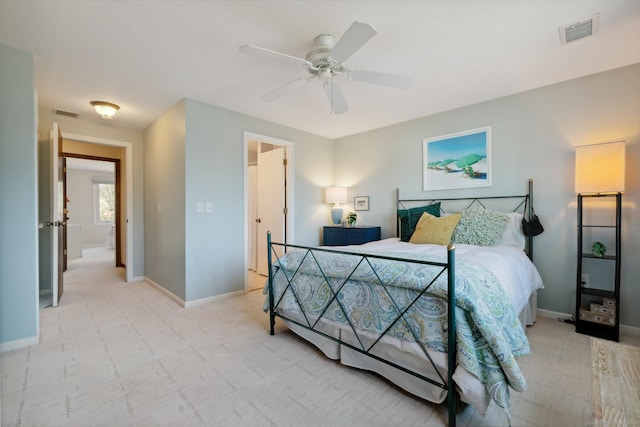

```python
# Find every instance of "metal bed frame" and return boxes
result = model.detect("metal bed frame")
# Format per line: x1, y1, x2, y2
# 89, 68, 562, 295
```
267, 179, 535, 427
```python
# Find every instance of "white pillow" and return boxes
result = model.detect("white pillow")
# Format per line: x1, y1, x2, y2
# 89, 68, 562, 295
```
497, 212, 525, 249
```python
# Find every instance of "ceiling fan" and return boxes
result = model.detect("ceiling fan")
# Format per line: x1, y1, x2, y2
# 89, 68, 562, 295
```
239, 21, 412, 115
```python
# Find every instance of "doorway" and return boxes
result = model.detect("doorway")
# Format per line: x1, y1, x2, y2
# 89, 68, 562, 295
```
64, 157, 118, 267
38, 128, 135, 309
244, 132, 295, 292
61, 131, 134, 283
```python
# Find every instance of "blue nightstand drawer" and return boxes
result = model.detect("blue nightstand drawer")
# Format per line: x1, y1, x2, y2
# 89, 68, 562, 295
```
323, 226, 381, 246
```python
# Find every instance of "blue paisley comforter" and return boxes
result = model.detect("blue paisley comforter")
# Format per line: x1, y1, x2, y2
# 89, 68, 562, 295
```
267, 241, 539, 418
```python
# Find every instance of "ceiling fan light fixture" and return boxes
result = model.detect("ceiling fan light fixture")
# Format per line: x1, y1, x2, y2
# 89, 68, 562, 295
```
90, 101, 120, 119
240, 21, 409, 115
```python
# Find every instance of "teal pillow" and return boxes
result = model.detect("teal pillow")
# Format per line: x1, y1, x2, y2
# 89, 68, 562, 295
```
398, 202, 441, 242
452, 208, 510, 246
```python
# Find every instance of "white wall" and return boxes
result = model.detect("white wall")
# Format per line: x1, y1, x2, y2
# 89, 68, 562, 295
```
66, 168, 114, 246
334, 64, 640, 328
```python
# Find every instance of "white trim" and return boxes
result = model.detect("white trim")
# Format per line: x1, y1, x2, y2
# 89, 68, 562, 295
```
0, 334, 39, 353
537, 308, 640, 336
144, 277, 245, 308
62, 132, 134, 282
621, 323, 640, 337
184, 290, 245, 308
536, 308, 571, 319
243, 131, 295, 293
144, 277, 185, 307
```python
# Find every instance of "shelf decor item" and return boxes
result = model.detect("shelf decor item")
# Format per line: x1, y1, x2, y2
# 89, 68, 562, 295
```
354, 196, 369, 211
591, 241, 607, 258
346, 211, 357, 227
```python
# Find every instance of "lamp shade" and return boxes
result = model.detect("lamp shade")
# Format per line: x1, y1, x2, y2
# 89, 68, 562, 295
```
325, 186, 348, 204
575, 141, 625, 194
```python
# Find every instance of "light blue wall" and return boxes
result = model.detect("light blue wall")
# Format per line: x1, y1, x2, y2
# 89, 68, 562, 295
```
143, 99, 333, 302
0, 45, 39, 345
143, 101, 187, 299
180, 100, 333, 301
183, 99, 334, 301
334, 64, 640, 327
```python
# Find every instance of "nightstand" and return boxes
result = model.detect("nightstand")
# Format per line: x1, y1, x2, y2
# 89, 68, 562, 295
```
323, 226, 381, 246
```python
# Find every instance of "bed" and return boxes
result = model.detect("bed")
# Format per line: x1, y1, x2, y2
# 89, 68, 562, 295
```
265, 181, 543, 426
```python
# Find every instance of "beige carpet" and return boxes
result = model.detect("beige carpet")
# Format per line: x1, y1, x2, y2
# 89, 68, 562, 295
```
2, 251, 640, 426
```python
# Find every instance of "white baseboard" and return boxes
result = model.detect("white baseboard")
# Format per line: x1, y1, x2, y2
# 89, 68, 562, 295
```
620, 323, 640, 336
144, 277, 186, 307
184, 290, 245, 308
536, 308, 571, 320
537, 308, 640, 336
128, 276, 145, 283
0, 334, 39, 353
143, 277, 243, 308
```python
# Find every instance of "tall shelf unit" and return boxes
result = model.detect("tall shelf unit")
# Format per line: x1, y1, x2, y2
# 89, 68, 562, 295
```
575, 192, 621, 342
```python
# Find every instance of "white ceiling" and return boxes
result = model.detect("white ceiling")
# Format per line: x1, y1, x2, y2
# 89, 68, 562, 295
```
1, 1, 638, 139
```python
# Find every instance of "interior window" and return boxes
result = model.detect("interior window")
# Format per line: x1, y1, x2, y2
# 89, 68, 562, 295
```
94, 181, 115, 224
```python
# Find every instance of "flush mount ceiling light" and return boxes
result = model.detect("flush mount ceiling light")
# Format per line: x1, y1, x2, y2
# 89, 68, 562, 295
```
90, 101, 120, 119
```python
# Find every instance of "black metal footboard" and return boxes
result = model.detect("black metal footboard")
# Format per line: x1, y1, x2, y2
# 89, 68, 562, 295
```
267, 232, 458, 427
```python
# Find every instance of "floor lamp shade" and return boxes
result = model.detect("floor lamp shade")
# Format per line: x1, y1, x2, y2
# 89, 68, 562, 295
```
325, 186, 348, 225
575, 141, 625, 194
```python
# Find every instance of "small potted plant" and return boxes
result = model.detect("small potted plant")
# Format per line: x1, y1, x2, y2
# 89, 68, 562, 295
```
591, 241, 606, 258
346, 211, 357, 227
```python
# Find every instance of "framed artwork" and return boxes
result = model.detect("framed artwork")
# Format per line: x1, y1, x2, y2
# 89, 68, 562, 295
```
423, 126, 492, 191
354, 196, 369, 211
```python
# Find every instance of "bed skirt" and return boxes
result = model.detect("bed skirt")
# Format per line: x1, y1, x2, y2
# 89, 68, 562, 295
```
280, 291, 538, 414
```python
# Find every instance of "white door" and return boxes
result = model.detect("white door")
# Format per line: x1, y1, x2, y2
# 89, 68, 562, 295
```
50, 123, 64, 306
256, 147, 286, 276
248, 164, 258, 271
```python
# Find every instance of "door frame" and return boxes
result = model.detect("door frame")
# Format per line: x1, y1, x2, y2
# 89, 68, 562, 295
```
64, 154, 121, 267
243, 131, 295, 292
62, 132, 134, 282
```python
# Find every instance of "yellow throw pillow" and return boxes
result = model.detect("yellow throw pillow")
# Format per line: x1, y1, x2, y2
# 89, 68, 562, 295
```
409, 212, 462, 245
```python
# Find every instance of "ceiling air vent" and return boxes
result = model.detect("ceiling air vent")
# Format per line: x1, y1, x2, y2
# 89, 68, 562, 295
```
559, 14, 599, 45
55, 109, 78, 118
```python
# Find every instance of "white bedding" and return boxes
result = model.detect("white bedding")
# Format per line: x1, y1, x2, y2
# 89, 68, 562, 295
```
337, 238, 544, 315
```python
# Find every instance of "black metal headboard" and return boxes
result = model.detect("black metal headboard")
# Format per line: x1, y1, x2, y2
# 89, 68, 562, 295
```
397, 178, 536, 259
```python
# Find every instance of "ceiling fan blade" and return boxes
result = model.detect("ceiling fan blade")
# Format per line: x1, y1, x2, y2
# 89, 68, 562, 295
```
328, 22, 377, 64
260, 77, 312, 102
323, 81, 348, 115
240, 44, 312, 68
347, 69, 413, 90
